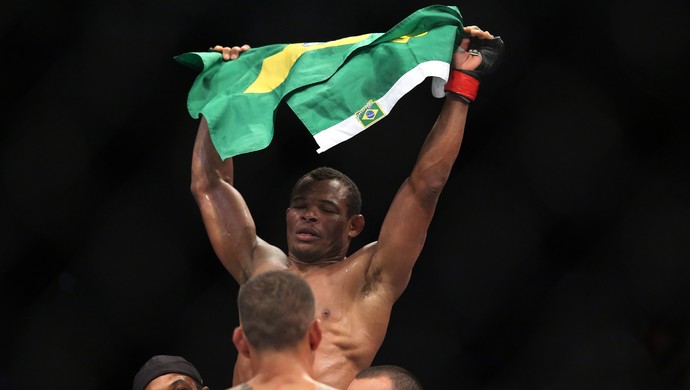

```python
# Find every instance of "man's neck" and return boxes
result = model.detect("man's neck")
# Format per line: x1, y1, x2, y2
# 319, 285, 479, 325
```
287, 255, 344, 271
248, 348, 316, 388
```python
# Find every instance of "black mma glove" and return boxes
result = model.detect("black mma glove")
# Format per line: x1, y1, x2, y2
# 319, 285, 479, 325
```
445, 35, 505, 103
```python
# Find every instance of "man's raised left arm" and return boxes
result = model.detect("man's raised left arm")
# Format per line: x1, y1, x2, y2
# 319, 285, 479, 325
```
368, 26, 505, 302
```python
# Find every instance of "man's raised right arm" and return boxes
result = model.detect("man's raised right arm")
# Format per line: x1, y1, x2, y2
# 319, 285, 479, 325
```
190, 44, 285, 283
191, 117, 285, 283
191, 116, 258, 283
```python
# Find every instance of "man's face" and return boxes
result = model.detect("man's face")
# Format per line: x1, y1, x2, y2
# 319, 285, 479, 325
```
286, 179, 354, 262
347, 376, 394, 390
145, 373, 202, 390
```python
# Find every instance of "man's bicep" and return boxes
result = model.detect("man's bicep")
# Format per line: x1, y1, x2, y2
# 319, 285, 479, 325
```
372, 182, 436, 299
196, 184, 259, 283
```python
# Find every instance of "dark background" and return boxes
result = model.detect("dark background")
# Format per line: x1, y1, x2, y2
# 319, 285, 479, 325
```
2, 0, 690, 389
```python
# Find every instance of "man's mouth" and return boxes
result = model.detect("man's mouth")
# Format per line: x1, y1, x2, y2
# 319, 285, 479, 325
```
296, 227, 320, 241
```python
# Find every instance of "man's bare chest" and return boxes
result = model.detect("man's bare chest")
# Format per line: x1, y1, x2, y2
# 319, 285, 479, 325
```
305, 273, 351, 322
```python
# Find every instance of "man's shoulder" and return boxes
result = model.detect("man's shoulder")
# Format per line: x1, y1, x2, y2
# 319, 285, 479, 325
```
316, 243, 378, 279
227, 381, 337, 390
346, 241, 378, 263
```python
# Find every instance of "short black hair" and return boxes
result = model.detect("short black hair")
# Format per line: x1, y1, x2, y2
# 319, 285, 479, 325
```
290, 166, 362, 216
354, 365, 423, 390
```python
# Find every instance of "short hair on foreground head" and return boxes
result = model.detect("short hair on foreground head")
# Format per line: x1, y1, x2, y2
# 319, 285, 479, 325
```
355, 365, 423, 390
132, 355, 204, 390
291, 166, 362, 216
238, 270, 316, 351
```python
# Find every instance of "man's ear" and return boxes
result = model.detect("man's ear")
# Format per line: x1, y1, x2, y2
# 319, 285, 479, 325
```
308, 319, 323, 351
348, 214, 365, 238
232, 326, 251, 359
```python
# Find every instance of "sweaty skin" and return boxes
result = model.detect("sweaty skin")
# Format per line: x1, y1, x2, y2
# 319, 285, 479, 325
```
195, 26, 494, 389
213, 169, 399, 387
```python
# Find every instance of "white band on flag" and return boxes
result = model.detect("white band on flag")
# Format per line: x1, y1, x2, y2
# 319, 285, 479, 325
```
314, 60, 450, 153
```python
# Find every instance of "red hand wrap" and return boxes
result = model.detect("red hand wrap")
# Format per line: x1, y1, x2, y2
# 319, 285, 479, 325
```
444, 70, 480, 102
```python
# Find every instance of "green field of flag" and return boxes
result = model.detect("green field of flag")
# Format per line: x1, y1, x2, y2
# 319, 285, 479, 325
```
176, 5, 464, 159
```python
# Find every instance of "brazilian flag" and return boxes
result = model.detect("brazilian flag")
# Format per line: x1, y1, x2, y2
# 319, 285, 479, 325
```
176, 5, 464, 159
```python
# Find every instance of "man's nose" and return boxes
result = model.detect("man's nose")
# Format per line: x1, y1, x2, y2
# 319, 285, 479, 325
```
301, 208, 318, 222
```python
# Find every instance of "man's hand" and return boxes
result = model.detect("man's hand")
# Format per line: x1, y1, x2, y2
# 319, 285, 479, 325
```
445, 25, 504, 103
453, 26, 494, 71
210, 44, 251, 61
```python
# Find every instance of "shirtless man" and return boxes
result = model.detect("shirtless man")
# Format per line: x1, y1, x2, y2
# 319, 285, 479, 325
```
191, 26, 503, 389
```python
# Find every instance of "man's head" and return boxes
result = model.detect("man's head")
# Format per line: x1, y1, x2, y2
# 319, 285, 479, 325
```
132, 355, 208, 390
286, 167, 365, 262
347, 365, 423, 390
291, 167, 362, 217
233, 270, 321, 355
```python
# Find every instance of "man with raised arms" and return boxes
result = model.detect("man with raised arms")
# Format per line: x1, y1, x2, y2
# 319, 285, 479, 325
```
191, 25, 503, 389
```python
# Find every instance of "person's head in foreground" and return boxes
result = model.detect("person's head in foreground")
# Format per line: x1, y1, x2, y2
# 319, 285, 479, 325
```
347, 365, 423, 390
233, 269, 321, 358
133, 354, 208, 390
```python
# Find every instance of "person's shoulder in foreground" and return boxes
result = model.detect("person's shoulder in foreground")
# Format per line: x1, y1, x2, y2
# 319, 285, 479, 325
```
226, 382, 338, 390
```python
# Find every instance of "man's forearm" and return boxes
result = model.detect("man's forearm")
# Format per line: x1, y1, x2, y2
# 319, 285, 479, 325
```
410, 95, 468, 193
191, 117, 230, 193
409, 27, 504, 193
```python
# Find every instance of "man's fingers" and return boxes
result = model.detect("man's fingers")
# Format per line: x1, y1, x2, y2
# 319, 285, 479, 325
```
230, 44, 251, 60
209, 45, 231, 60
210, 45, 251, 61
459, 37, 470, 51
225, 46, 240, 60
462, 25, 494, 40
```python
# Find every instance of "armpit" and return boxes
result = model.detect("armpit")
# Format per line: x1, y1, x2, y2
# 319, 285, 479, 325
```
360, 263, 383, 296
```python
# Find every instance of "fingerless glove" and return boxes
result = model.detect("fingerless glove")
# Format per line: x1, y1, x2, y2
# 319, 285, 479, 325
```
445, 36, 505, 103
